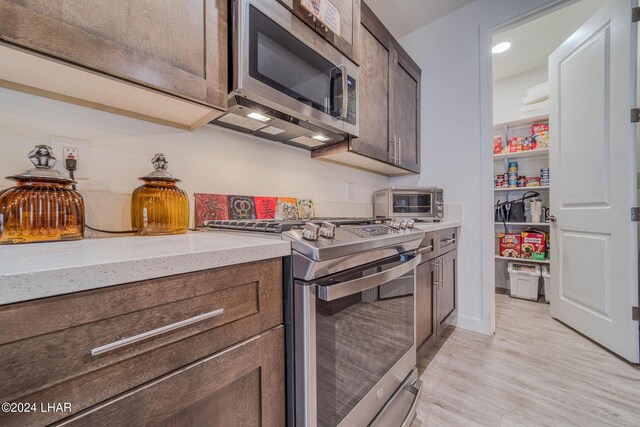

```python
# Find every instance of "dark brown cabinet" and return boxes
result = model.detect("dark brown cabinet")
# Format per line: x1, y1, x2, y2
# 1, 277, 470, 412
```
437, 249, 457, 333
60, 327, 285, 427
416, 229, 458, 360
312, 1, 421, 175
0, 258, 284, 427
416, 259, 436, 355
281, 0, 361, 64
0, 0, 227, 129
391, 51, 421, 172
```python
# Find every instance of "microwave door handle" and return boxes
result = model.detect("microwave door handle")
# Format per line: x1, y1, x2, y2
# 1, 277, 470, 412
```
338, 64, 348, 120
316, 254, 421, 301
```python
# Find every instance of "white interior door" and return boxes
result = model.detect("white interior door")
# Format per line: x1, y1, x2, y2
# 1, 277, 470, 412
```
549, 0, 639, 363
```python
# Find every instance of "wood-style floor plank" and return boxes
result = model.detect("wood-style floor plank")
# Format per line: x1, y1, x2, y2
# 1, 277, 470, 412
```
415, 294, 640, 426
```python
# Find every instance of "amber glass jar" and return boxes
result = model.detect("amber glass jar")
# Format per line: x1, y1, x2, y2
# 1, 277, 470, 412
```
131, 153, 189, 235
0, 145, 84, 244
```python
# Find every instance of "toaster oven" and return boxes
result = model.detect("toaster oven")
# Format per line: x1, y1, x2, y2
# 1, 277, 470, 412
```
374, 187, 444, 221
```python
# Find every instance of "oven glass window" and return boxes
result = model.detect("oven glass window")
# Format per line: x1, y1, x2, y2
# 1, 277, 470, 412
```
249, 5, 338, 115
315, 262, 414, 427
392, 193, 432, 214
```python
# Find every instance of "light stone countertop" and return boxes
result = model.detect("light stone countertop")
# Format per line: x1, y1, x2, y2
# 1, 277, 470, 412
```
0, 231, 291, 306
413, 220, 461, 233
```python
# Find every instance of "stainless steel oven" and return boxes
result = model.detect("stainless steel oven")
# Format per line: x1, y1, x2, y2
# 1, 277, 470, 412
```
289, 224, 424, 427
214, 0, 359, 149
374, 187, 444, 221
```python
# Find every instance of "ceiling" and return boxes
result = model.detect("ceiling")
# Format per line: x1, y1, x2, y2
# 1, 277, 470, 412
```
365, 0, 474, 40
492, 0, 607, 81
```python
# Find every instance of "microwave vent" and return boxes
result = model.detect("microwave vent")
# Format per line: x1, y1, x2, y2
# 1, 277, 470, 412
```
288, 136, 324, 148
217, 113, 267, 131
259, 125, 286, 135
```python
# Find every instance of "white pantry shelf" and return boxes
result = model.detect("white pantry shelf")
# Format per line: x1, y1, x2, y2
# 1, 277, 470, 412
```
495, 255, 550, 264
494, 186, 549, 192
493, 148, 549, 161
494, 222, 549, 227
493, 114, 549, 130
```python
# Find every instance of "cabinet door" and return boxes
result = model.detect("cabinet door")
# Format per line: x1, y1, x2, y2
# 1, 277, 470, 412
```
416, 260, 436, 355
437, 251, 457, 334
391, 50, 421, 173
59, 327, 285, 427
314, 0, 361, 64
349, 5, 392, 163
0, 0, 227, 109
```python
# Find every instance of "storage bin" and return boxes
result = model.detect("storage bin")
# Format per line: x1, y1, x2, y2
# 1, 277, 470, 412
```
541, 265, 550, 304
508, 262, 541, 301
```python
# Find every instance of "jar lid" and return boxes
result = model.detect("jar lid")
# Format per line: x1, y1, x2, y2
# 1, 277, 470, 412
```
6, 145, 74, 184
139, 153, 180, 182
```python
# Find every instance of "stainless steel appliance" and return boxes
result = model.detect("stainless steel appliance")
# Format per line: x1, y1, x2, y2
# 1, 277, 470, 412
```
202, 218, 424, 426
374, 187, 444, 221
212, 0, 359, 150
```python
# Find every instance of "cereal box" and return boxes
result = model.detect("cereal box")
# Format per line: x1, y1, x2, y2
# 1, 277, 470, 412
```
499, 233, 521, 258
521, 230, 546, 260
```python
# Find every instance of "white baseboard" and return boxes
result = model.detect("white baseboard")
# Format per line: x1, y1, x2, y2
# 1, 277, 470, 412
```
454, 314, 492, 336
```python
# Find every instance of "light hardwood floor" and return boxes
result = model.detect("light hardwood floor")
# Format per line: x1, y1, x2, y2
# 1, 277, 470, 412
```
412, 293, 640, 426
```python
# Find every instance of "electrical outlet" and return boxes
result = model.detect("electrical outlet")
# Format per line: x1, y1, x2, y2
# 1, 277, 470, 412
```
346, 182, 355, 200
63, 147, 79, 161
50, 136, 92, 180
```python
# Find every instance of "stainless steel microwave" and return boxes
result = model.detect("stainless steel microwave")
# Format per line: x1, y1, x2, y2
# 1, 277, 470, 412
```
374, 187, 444, 221
212, 0, 359, 150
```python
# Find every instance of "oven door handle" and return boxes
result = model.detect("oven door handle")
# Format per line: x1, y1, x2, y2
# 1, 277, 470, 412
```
316, 254, 421, 301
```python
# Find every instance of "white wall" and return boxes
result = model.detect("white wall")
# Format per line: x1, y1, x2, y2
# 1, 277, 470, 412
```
493, 66, 547, 124
0, 88, 389, 227
391, 0, 563, 334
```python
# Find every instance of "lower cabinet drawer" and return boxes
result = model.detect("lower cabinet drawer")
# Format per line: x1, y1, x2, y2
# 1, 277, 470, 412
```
436, 228, 458, 255
0, 258, 283, 426
57, 326, 285, 427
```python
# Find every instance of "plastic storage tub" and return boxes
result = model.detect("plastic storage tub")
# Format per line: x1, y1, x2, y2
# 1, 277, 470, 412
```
508, 262, 541, 301
541, 265, 550, 304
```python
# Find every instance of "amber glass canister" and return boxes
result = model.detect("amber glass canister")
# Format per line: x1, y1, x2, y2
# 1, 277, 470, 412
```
0, 145, 85, 244
131, 153, 189, 235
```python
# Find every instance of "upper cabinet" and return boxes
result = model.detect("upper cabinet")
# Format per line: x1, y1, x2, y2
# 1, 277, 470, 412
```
0, 0, 227, 130
312, 1, 421, 176
279, 0, 361, 64
391, 49, 421, 172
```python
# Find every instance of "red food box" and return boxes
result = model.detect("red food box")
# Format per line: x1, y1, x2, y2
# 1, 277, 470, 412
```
499, 233, 521, 258
493, 136, 502, 154
532, 123, 549, 134
509, 138, 518, 153
521, 230, 546, 260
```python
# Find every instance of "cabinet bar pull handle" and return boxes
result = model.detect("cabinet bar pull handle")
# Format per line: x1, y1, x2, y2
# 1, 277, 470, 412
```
90, 308, 224, 356
419, 245, 433, 255
389, 135, 397, 162
442, 238, 456, 244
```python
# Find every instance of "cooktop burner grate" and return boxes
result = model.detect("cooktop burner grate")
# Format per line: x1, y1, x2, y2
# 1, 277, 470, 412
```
201, 217, 380, 233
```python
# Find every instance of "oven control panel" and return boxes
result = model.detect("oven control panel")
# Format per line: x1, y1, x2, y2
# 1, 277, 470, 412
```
345, 225, 396, 238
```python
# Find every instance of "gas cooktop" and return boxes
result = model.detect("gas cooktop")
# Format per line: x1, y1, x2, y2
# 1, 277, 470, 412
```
201, 217, 380, 233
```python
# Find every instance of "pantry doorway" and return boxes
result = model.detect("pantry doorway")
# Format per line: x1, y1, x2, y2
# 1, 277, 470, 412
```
486, 0, 639, 363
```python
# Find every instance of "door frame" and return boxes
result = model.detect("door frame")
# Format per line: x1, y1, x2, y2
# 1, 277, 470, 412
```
479, 0, 576, 334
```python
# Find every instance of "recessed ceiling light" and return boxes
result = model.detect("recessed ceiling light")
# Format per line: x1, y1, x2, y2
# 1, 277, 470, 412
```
247, 112, 272, 123
311, 134, 331, 142
492, 42, 511, 54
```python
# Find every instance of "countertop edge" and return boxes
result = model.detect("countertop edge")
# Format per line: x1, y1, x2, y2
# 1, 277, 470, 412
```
414, 221, 462, 232
0, 238, 291, 306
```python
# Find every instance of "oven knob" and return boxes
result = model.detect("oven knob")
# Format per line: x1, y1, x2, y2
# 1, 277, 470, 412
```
319, 221, 336, 239
302, 222, 319, 241
389, 218, 402, 230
